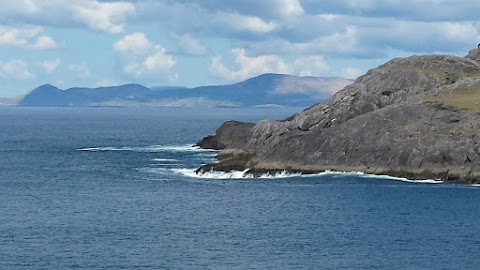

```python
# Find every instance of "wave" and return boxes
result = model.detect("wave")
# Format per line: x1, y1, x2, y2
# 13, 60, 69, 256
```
312, 170, 444, 184
385, 178, 443, 184
174, 168, 302, 179
151, 163, 182, 167
173, 168, 252, 179
172, 168, 443, 183
78, 146, 130, 152
78, 144, 218, 153
152, 158, 178, 162
79, 144, 445, 185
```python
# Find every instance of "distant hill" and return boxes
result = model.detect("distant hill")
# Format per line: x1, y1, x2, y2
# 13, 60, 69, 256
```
18, 74, 353, 107
0, 96, 23, 107
149, 86, 189, 91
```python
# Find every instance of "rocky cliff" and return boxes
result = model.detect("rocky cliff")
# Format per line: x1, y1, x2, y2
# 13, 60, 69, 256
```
197, 49, 480, 184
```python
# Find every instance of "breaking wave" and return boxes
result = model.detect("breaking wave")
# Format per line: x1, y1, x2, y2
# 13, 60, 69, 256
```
357, 172, 443, 184
78, 143, 445, 184
173, 168, 302, 179
172, 168, 443, 183
152, 158, 178, 162
78, 144, 218, 153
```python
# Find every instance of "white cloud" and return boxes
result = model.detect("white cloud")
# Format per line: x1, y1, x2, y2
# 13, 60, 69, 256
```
276, 0, 304, 17
31, 35, 58, 50
2, 0, 480, 94
42, 59, 61, 73
319, 14, 337, 22
128, 1, 480, 59
210, 49, 333, 81
172, 33, 206, 56
0, 0, 135, 34
0, 25, 40, 47
114, 32, 176, 78
359, 20, 480, 53
443, 22, 479, 42
293, 56, 330, 76
143, 46, 176, 71
215, 12, 277, 34
0, 25, 58, 50
0, 60, 32, 80
345, 0, 377, 11
244, 26, 359, 56
95, 79, 116, 87
72, 1, 135, 34
69, 62, 91, 78
210, 48, 290, 81
243, 16, 480, 58
113, 32, 151, 53
341, 67, 364, 79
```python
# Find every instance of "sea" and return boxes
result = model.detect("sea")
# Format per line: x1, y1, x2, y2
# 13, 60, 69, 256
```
1, 107, 479, 270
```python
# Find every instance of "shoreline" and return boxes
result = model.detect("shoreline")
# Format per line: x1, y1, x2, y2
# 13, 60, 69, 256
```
197, 161, 480, 184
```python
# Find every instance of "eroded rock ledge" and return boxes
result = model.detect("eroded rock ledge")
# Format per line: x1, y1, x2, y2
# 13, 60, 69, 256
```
197, 51, 480, 184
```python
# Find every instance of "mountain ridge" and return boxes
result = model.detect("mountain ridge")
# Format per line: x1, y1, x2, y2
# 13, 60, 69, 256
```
18, 74, 353, 108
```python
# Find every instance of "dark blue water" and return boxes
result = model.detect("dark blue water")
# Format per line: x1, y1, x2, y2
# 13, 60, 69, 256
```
1, 107, 480, 270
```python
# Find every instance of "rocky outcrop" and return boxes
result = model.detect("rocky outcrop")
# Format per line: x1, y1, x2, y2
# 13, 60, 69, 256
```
466, 48, 480, 62
197, 121, 255, 150
197, 51, 480, 184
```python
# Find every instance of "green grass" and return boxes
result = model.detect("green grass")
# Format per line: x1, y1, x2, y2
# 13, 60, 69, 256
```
433, 81, 480, 112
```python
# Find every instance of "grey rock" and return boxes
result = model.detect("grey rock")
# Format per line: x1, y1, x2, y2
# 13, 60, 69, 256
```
197, 121, 255, 150
197, 52, 480, 184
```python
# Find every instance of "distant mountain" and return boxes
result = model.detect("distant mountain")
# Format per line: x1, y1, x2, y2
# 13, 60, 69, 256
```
18, 74, 353, 107
19, 84, 152, 107
0, 96, 23, 107
149, 86, 189, 91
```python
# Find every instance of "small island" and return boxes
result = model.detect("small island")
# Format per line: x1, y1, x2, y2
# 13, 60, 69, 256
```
197, 49, 480, 184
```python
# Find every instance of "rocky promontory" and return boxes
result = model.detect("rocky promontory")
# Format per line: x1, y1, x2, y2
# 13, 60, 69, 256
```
197, 49, 480, 184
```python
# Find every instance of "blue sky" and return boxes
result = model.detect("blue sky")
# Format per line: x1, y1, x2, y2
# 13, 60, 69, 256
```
0, 0, 479, 97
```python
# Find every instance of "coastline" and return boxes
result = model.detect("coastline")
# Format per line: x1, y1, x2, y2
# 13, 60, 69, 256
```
197, 160, 480, 184
195, 52, 480, 186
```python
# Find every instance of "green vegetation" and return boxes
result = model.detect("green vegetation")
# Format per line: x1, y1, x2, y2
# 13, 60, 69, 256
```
434, 81, 480, 112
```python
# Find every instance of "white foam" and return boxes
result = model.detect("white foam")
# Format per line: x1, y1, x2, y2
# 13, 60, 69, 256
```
78, 144, 218, 153
151, 163, 182, 167
78, 146, 128, 151
152, 158, 178, 162
357, 172, 443, 184
173, 168, 303, 179
137, 167, 172, 175
173, 168, 251, 179
172, 168, 443, 183
258, 171, 303, 178
78, 145, 444, 184
314, 170, 443, 184
150, 145, 207, 152
395, 178, 443, 184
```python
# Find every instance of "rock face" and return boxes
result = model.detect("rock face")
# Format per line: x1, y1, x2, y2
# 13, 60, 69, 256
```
198, 50, 480, 184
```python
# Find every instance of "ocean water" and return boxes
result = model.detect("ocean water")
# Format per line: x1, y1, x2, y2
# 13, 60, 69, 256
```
1, 107, 480, 270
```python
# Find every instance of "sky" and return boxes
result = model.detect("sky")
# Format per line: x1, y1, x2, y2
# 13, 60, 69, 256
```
0, 0, 480, 97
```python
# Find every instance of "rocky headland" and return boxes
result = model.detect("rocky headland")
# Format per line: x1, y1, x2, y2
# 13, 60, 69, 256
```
197, 49, 480, 184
